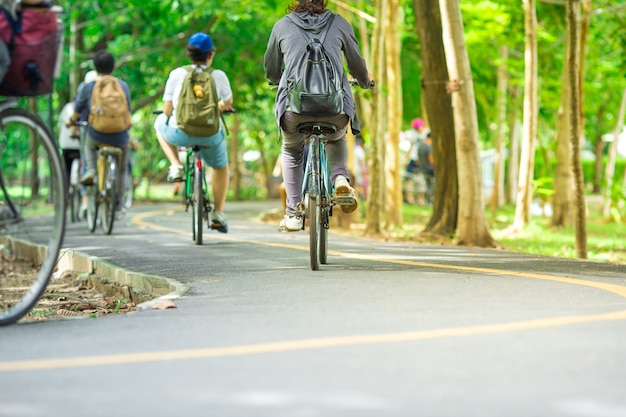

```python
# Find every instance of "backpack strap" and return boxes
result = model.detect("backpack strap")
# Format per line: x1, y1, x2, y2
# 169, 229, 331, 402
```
1, 8, 22, 47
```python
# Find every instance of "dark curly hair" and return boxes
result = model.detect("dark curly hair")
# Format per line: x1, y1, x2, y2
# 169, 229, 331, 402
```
287, 0, 327, 14
186, 46, 214, 64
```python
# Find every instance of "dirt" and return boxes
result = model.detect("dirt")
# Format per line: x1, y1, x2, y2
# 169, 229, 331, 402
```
1, 254, 136, 323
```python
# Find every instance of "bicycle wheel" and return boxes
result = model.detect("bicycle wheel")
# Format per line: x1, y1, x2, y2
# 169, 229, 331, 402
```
192, 154, 203, 245
308, 193, 320, 271
319, 199, 329, 265
124, 170, 133, 209
86, 184, 98, 233
70, 184, 82, 223
0, 108, 66, 325
101, 154, 118, 235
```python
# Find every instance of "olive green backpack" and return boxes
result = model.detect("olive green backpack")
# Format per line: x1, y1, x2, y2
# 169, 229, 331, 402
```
176, 65, 221, 137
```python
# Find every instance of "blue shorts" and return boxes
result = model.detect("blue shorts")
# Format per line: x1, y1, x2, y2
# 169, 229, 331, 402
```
154, 113, 227, 169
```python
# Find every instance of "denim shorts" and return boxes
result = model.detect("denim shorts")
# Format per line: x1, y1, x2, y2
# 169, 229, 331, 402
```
154, 113, 227, 169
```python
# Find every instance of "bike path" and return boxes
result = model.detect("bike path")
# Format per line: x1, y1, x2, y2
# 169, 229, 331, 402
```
1, 200, 625, 417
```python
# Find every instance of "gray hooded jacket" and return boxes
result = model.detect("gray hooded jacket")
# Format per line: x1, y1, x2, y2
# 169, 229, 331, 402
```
264, 10, 371, 137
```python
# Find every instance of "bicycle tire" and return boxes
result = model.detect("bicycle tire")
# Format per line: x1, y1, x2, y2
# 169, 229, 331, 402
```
124, 170, 133, 209
193, 153, 203, 245
70, 184, 82, 223
0, 108, 66, 325
86, 185, 98, 233
101, 155, 117, 235
319, 200, 329, 265
309, 193, 320, 271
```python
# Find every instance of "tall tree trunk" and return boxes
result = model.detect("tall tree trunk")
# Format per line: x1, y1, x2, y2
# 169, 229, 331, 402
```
602, 88, 626, 216
384, 0, 403, 228
511, 0, 539, 232
552, 35, 573, 227
439, 0, 496, 247
490, 45, 508, 215
567, 0, 587, 258
506, 87, 522, 205
365, 0, 387, 236
413, 0, 458, 237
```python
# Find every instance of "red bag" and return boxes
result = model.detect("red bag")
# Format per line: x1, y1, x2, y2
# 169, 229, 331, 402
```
0, 8, 61, 96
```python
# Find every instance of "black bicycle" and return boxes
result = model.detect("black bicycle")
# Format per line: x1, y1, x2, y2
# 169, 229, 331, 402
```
0, 97, 67, 325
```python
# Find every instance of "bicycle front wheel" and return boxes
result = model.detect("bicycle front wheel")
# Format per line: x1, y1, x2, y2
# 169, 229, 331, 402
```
0, 108, 66, 325
101, 155, 118, 235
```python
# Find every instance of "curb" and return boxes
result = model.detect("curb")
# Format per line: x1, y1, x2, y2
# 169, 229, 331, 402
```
56, 248, 189, 310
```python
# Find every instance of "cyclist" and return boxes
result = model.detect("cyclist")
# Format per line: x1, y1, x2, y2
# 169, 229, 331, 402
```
264, 0, 374, 232
404, 118, 429, 175
153, 32, 233, 233
67, 51, 132, 219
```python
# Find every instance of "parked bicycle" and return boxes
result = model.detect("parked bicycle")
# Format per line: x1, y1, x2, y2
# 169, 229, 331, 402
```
0, 97, 67, 325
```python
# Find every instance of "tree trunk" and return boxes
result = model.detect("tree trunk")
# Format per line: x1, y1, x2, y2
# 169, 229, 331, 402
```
567, 0, 587, 258
490, 45, 508, 215
511, 0, 539, 232
439, 0, 496, 247
383, 0, 403, 228
602, 88, 626, 217
364, 0, 387, 236
413, 0, 458, 237
506, 87, 522, 205
552, 34, 573, 227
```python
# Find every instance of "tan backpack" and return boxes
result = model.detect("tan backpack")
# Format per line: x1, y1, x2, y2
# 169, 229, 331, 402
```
89, 75, 131, 134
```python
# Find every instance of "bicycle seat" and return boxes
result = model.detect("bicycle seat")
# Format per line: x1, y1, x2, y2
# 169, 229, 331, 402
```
297, 122, 338, 135
96, 144, 123, 156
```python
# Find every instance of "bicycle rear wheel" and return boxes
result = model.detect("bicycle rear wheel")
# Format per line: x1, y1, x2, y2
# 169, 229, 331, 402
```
100, 155, 118, 235
309, 193, 321, 271
192, 154, 203, 245
0, 108, 66, 325
86, 185, 98, 233
70, 184, 82, 223
319, 200, 329, 265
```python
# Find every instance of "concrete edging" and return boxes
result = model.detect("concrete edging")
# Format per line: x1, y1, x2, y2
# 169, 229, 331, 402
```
56, 248, 189, 310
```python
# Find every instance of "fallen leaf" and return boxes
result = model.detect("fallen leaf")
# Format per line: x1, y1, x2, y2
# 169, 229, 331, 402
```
151, 300, 177, 310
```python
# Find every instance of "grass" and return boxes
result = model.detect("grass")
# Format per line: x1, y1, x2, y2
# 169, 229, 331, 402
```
400, 199, 626, 264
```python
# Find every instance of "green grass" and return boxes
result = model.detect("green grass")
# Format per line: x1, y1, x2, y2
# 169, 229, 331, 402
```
400, 201, 626, 264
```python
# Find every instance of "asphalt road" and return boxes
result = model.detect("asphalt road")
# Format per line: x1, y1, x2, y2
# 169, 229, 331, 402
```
1, 199, 626, 417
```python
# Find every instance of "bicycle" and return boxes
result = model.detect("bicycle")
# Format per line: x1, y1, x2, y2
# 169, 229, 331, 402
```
77, 121, 124, 235
154, 110, 233, 245
0, 97, 67, 325
290, 121, 341, 270
67, 155, 83, 222
402, 169, 432, 206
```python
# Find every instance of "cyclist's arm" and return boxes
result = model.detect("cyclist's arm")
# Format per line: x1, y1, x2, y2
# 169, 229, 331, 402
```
163, 100, 173, 117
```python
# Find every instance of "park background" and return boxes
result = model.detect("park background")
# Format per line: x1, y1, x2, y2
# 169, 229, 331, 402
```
15, 0, 626, 262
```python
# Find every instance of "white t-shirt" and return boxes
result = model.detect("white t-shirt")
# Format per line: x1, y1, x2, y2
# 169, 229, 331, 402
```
58, 102, 80, 150
162, 65, 233, 128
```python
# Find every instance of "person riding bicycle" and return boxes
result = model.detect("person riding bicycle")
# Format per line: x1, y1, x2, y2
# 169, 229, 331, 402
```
264, 0, 374, 232
67, 51, 132, 219
153, 32, 233, 233
405, 117, 429, 174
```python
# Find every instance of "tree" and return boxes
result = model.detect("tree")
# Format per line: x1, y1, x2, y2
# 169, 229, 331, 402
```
439, 0, 496, 247
566, 0, 587, 258
511, 0, 539, 232
412, 0, 458, 237
383, 0, 403, 229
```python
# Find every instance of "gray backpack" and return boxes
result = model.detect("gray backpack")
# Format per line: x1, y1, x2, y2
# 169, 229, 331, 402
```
286, 14, 343, 116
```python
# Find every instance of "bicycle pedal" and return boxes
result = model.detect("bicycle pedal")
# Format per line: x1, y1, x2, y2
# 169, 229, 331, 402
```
334, 195, 355, 206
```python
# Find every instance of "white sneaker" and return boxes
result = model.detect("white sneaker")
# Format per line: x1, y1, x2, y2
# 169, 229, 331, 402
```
167, 165, 184, 182
279, 215, 303, 232
334, 175, 357, 213
210, 210, 228, 233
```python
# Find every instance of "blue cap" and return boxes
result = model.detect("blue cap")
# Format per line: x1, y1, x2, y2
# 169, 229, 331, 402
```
188, 32, 214, 53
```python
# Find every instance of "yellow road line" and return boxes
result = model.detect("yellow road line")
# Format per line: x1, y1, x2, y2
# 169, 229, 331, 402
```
2, 309, 625, 373
1, 208, 623, 373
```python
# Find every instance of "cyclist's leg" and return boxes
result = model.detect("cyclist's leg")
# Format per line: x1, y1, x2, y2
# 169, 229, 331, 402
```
198, 130, 228, 214
154, 113, 184, 181
280, 112, 310, 218
322, 114, 350, 185
80, 135, 99, 184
